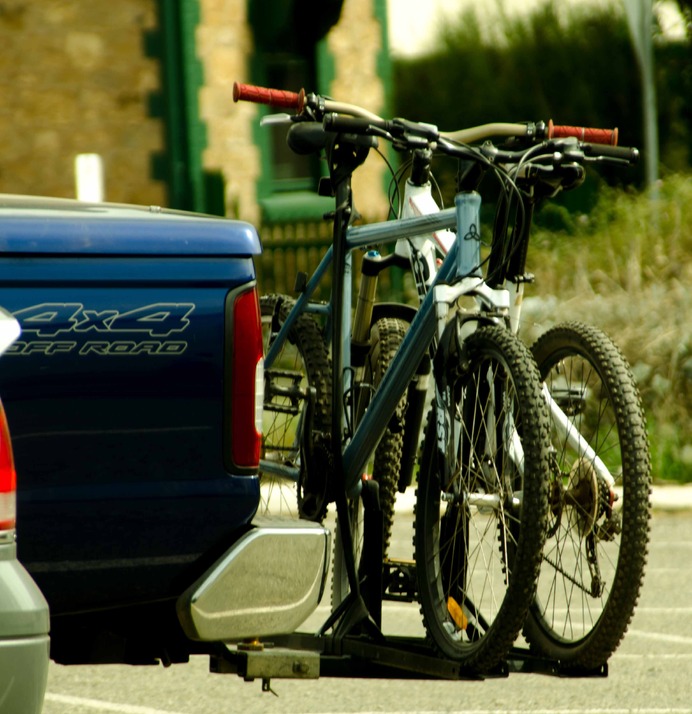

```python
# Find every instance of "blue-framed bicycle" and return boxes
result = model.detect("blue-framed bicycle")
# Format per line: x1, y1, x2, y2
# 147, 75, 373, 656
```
235, 82, 648, 673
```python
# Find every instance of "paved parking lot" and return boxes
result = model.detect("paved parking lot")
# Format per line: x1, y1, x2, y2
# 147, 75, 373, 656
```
43, 491, 692, 714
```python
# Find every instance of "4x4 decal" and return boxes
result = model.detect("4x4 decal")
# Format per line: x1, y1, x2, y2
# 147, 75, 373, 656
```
8, 302, 195, 356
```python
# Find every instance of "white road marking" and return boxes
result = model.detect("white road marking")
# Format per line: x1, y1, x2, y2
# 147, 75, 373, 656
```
44, 700, 692, 714
617, 653, 692, 659
625, 629, 692, 645
44, 693, 187, 714
45, 686, 692, 714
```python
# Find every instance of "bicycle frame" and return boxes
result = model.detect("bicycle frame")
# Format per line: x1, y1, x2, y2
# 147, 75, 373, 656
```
396, 170, 616, 490
238, 81, 644, 662
263, 193, 511, 498
263, 169, 614, 500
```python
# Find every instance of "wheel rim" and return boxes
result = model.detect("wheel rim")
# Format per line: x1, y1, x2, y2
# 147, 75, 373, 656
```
416, 325, 550, 670
535, 350, 622, 644
423, 350, 531, 654
260, 355, 302, 514
259, 302, 310, 519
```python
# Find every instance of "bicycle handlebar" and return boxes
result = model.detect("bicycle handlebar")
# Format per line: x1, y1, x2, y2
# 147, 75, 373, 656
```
581, 142, 639, 163
321, 113, 625, 159
233, 82, 306, 111
233, 81, 635, 164
323, 114, 637, 166
547, 119, 618, 146
233, 81, 384, 121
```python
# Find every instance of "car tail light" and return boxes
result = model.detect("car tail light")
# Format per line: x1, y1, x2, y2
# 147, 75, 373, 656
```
0, 399, 16, 531
230, 286, 263, 470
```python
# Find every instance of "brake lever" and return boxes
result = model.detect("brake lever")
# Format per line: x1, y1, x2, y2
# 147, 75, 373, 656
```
260, 113, 295, 127
396, 134, 432, 150
585, 156, 634, 167
561, 147, 586, 163
391, 118, 439, 142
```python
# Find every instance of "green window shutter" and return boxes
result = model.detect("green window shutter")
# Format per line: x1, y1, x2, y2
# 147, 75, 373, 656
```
148, 0, 224, 215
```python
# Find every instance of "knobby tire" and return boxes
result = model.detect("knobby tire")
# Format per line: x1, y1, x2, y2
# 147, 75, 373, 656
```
259, 294, 332, 521
415, 324, 550, 672
332, 317, 408, 608
524, 321, 651, 669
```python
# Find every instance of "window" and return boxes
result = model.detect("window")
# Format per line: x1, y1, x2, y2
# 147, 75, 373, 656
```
249, 0, 343, 221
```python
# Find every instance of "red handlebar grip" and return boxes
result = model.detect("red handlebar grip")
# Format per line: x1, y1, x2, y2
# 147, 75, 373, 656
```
548, 119, 618, 146
233, 82, 305, 111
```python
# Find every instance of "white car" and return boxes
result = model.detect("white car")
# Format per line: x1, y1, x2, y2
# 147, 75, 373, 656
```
0, 308, 49, 714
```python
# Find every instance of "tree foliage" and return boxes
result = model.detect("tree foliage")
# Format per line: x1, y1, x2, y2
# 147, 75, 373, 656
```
392, 1, 692, 191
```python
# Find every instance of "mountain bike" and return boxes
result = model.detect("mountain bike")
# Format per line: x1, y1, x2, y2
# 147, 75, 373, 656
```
234, 80, 646, 666
355, 112, 652, 670
468, 134, 651, 670
236, 82, 554, 672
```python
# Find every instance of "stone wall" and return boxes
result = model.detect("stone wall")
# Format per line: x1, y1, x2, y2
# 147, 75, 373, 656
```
0, 0, 388, 221
0, 0, 164, 205
327, 0, 388, 220
196, 0, 389, 224
197, 0, 261, 223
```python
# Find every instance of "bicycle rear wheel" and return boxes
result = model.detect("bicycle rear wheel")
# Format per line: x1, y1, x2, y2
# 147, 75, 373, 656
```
415, 324, 550, 672
332, 316, 408, 608
524, 321, 651, 669
260, 294, 332, 521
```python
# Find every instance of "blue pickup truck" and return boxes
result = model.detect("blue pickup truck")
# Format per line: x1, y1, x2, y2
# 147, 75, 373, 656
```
0, 195, 330, 694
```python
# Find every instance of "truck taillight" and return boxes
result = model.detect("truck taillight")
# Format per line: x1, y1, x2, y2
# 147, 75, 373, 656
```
0, 399, 16, 531
230, 286, 263, 470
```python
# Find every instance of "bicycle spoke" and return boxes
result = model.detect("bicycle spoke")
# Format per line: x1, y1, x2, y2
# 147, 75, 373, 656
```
416, 325, 549, 671
526, 323, 650, 668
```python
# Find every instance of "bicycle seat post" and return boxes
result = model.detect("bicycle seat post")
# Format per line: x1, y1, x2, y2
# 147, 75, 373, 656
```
324, 134, 383, 641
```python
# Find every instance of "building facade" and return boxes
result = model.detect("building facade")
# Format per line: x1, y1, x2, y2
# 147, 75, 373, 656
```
0, 0, 392, 227
0, 1, 164, 207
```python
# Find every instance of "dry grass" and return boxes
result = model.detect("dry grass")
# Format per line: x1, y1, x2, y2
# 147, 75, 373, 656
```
518, 174, 692, 482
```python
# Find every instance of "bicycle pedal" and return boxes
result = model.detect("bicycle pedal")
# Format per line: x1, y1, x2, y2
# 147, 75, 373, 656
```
383, 559, 417, 602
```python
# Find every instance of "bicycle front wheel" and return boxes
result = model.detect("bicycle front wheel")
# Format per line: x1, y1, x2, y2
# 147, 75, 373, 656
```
415, 324, 550, 672
524, 321, 651, 670
260, 294, 332, 521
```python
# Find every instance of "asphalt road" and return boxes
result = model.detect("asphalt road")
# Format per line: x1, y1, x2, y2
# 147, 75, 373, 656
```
42, 500, 692, 714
